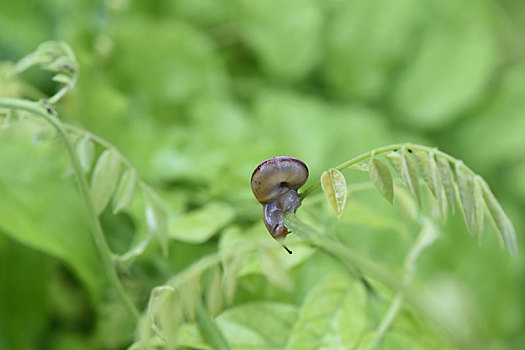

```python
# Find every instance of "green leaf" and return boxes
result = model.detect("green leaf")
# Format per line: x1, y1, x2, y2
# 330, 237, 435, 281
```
369, 156, 393, 204
75, 135, 95, 174
0, 135, 104, 299
473, 176, 485, 239
169, 202, 235, 243
385, 148, 421, 206
414, 151, 446, 220
436, 156, 455, 213
286, 274, 368, 350
90, 149, 121, 215
455, 162, 475, 233
178, 302, 299, 350
479, 178, 517, 254
321, 168, 347, 219
143, 185, 169, 256
112, 170, 136, 214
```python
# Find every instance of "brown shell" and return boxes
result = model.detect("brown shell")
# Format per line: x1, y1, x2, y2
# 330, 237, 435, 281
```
251, 156, 309, 203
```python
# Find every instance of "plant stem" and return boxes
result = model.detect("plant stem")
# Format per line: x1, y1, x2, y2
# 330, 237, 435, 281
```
368, 218, 438, 349
195, 298, 232, 350
0, 97, 140, 322
300, 143, 465, 199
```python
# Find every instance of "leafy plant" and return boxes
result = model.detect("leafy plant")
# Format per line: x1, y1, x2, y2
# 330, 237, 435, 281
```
0, 41, 519, 350
0, 42, 170, 322
306, 144, 517, 255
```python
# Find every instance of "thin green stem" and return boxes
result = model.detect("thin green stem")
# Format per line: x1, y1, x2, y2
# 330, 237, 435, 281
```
47, 85, 71, 105
300, 143, 467, 199
195, 298, 231, 350
368, 218, 438, 349
0, 97, 140, 322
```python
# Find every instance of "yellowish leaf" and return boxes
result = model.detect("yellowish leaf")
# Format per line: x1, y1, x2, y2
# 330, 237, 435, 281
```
321, 168, 347, 219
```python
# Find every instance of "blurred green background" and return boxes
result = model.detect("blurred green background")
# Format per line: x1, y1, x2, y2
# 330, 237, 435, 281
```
0, 0, 524, 349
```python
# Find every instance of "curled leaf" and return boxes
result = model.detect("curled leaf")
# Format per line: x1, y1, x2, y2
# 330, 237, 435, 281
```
321, 168, 347, 219
369, 157, 393, 204
14, 41, 78, 75
90, 149, 121, 215
113, 170, 137, 214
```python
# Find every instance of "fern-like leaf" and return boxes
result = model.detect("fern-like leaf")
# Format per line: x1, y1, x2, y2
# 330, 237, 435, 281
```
385, 147, 422, 207
308, 144, 518, 254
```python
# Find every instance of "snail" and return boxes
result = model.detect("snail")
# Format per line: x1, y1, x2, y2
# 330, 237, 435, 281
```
251, 156, 309, 254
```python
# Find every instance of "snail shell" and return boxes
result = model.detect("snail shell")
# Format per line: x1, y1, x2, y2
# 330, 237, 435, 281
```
251, 156, 308, 203
251, 156, 308, 239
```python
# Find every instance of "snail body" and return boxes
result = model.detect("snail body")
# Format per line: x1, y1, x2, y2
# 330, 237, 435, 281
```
251, 156, 308, 241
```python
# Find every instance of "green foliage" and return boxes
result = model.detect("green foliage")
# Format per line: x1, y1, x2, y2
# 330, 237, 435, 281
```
369, 156, 394, 204
0, 133, 104, 299
1, 1, 524, 349
286, 274, 368, 349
